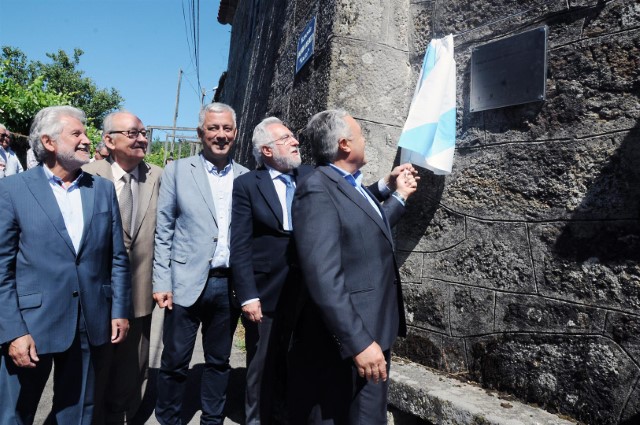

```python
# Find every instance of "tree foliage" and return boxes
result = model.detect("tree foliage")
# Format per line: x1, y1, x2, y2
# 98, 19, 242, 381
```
0, 46, 123, 141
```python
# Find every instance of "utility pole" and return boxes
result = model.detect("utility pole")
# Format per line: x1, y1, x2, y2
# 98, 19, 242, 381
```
166, 68, 183, 165
201, 87, 206, 106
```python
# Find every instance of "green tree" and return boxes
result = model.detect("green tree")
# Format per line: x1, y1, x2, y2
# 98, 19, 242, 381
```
0, 46, 123, 134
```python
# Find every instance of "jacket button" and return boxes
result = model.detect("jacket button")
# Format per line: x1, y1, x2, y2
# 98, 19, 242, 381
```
72, 291, 79, 297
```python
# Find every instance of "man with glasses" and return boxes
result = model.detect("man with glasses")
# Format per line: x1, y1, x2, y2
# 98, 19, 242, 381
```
153, 102, 248, 425
83, 111, 162, 425
230, 117, 312, 424
0, 124, 24, 177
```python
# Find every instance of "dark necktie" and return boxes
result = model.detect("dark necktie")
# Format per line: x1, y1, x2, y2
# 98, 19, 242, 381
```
119, 173, 133, 235
277, 174, 294, 229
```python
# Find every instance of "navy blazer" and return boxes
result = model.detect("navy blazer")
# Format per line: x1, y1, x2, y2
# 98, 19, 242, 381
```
230, 164, 313, 313
292, 165, 407, 359
0, 166, 131, 354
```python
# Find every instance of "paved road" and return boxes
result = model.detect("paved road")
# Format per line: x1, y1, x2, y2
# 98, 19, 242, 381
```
36, 307, 247, 425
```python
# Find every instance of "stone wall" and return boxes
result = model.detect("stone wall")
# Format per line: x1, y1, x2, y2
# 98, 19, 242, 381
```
220, 0, 640, 423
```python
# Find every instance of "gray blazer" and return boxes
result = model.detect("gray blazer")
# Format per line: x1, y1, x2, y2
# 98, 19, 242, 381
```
152, 154, 248, 307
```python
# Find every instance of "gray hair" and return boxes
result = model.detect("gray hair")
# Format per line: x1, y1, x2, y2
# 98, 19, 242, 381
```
198, 102, 236, 130
102, 110, 132, 136
29, 106, 86, 162
303, 109, 352, 164
95, 140, 108, 153
252, 117, 283, 167
0, 123, 6, 132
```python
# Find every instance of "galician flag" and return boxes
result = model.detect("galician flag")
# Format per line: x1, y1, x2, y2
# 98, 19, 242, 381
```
398, 35, 456, 175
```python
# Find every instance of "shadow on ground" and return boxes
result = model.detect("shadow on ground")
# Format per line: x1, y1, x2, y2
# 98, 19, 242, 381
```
131, 365, 247, 425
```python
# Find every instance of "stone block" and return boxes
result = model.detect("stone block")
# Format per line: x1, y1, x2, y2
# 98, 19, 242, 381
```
334, 0, 410, 50
495, 293, 607, 333
397, 250, 423, 284
394, 326, 468, 373
403, 281, 449, 334
604, 312, 640, 366
467, 333, 640, 424
530, 221, 640, 313
442, 130, 640, 220
327, 38, 413, 126
396, 201, 465, 253
449, 284, 495, 337
358, 120, 403, 182
424, 219, 536, 292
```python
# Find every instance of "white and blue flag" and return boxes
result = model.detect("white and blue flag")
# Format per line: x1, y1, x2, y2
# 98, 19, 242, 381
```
399, 35, 456, 175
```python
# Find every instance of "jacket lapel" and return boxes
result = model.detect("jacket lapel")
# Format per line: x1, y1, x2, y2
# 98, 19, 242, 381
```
320, 166, 393, 246
256, 168, 285, 229
132, 162, 154, 241
25, 167, 77, 256
76, 172, 95, 257
191, 156, 218, 225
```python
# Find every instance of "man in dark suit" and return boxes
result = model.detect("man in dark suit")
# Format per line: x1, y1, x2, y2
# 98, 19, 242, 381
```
0, 105, 131, 424
290, 109, 418, 424
231, 117, 313, 424
153, 103, 249, 425
83, 111, 162, 424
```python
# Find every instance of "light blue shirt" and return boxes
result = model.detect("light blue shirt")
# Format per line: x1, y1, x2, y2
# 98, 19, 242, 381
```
328, 164, 383, 218
43, 165, 84, 253
201, 154, 234, 268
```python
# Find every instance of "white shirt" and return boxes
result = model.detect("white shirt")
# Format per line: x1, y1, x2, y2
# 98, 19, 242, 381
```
43, 165, 84, 253
266, 165, 296, 231
111, 161, 139, 234
201, 154, 234, 269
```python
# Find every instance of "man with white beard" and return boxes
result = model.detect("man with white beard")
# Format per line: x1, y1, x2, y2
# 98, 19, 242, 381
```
230, 117, 310, 424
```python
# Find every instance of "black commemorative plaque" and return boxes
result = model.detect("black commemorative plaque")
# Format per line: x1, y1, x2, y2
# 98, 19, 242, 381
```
470, 26, 548, 112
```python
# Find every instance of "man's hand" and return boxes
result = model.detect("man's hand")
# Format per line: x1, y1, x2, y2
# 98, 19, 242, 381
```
111, 318, 130, 344
394, 166, 419, 201
8, 334, 39, 368
353, 341, 387, 384
153, 291, 173, 310
385, 163, 419, 192
242, 300, 263, 323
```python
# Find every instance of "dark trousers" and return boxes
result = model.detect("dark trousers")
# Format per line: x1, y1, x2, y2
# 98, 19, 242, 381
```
0, 312, 100, 425
155, 277, 238, 425
288, 341, 391, 425
244, 313, 291, 425
92, 313, 152, 425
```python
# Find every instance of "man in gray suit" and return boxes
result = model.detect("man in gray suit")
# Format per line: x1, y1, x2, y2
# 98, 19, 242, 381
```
290, 109, 418, 424
153, 102, 248, 425
83, 111, 162, 424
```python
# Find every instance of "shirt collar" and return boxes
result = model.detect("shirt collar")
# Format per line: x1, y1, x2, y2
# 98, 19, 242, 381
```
111, 160, 139, 182
43, 164, 84, 189
265, 164, 291, 180
328, 163, 362, 188
201, 153, 233, 176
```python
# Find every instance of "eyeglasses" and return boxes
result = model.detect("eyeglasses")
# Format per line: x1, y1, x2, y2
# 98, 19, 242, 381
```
109, 129, 148, 139
269, 133, 297, 146
0, 134, 11, 140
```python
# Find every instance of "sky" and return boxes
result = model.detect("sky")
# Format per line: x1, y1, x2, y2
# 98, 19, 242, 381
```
0, 0, 231, 138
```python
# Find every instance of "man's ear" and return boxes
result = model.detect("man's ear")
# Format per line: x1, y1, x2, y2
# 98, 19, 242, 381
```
338, 137, 351, 153
261, 144, 273, 158
103, 135, 115, 150
41, 135, 56, 153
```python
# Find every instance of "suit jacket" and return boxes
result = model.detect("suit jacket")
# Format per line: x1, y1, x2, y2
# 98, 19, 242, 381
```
230, 164, 314, 313
82, 158, 162, 318
153, 154, 248, 307
292, 165, 407, 359
0, 166, 131, 353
